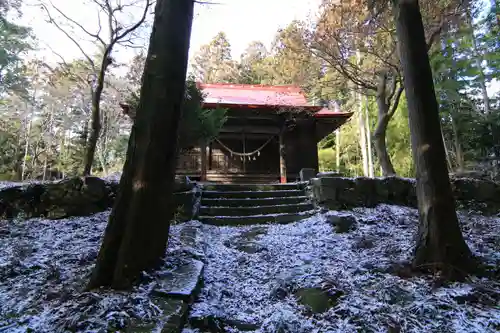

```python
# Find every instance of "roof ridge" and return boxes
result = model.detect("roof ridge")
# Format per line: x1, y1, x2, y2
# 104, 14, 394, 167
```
197, 82, 303, 92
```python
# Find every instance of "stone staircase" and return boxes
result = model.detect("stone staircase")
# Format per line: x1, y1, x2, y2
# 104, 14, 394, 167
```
198, 183, 316, 225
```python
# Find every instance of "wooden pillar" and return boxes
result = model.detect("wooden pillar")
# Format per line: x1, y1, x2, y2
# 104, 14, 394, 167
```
200, 141, 207, 181
208, 142, 213, 170
242, 131, 246, 173
279, 130, 287, 183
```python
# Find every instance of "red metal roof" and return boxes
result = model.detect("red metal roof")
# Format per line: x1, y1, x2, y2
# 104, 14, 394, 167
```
198, 83, 353, 119
198, 83, 312, 108
314, 107, 353, 118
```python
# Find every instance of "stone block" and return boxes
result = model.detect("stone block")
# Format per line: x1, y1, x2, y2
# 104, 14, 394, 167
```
153, 259, 204, 301
299, 168, 316, 182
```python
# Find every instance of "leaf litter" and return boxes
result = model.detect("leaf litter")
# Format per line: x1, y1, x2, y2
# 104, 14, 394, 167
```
0, 204, 498, 332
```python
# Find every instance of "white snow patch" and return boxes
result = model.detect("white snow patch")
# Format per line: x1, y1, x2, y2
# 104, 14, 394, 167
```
187, 204, 500, 332
0, 211, 190, 332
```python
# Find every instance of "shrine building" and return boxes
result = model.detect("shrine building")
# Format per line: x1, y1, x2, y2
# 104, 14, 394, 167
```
176, 83, 352, 183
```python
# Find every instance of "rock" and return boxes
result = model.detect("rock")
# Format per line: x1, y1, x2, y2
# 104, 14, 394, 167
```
381, 177, 414, 205
0, 176, 196, 220
269, 267, 308, 300
172, 191, 196, 222
294, 287, 342, 313
225, 319, 261, 331
223, 227, 269, 254
311, 175, 500, 212
174, 175, 193, 192
300, 168, 316, 182
384, 285, 415, 305
40, 177, 111, 219
234, 242, 267, 254
316, 171, 342, 178
153, 259, 204, 301
354, 177, 378, 207
326, 214, 357, 233
451, 178, 498, 202
189, 314, 260, 332
0, 185, 43, 219
156, 297, 189, 333
127, 297, 188, 333
352, 235, 376, 249
189, 314, 225, 332
178, 224, 205, 260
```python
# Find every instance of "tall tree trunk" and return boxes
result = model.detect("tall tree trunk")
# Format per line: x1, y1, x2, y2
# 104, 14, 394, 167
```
82, 54, 112, 176
394, 0, 474, 275
441, 125, 453, 172
373, 71, 401, 177
88, 0, 195, 289
356, 50, 369, 176
450, 114, 464, 171
42, 109, 54, 181
335, 129, 341, 173
465, 2, 490, 113
22, 106, 33, 181
374, 103, 396, 176
365, 95, 374, 177
358, 106, 369, 176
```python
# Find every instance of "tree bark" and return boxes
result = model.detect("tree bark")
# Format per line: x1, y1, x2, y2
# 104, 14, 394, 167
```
373, 114, 395, 176
356, 50, 369, 177
365, 95, 374, 177
450, 114, 464, 171
82, 54, 112, 176
22, 106, 33, 181
373, 71, 400, 177
393, 0, 474, 275
335, 129, 341, 173
465, 2, 490, 114
88, 0, 195, 289
441, 125, 453, 172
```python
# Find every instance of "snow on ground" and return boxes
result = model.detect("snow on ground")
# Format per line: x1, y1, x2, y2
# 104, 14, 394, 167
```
0, 211, 187, 332
186, 205, 500, 333
0, 204, 499, 332
0, 181, 37, 190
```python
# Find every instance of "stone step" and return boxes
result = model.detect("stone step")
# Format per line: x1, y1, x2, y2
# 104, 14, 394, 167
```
202, 189, 305, 199
201, 182, 306, 192
200, 196, 310, 207
204, 173, 282, 184
199, 203, 314, 216
199, 211, 316, 226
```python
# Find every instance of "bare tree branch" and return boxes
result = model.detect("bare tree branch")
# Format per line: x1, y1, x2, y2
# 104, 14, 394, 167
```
47, 0, 106, 47
388, 84, 404, 118
115, 0, 150, 41
40, 3, 96, 70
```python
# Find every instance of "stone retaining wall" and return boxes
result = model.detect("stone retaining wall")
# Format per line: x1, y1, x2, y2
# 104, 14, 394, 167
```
311, 176, 500, 213
0, 176, 199, 221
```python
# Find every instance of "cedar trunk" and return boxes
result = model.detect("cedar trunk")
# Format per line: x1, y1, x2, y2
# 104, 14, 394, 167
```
88, 0, 195, 289
394, 0, 474, 274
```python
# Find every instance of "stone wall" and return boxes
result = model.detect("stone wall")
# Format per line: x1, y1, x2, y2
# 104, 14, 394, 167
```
0, 176, 199, 220
311, 176, 500, 213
